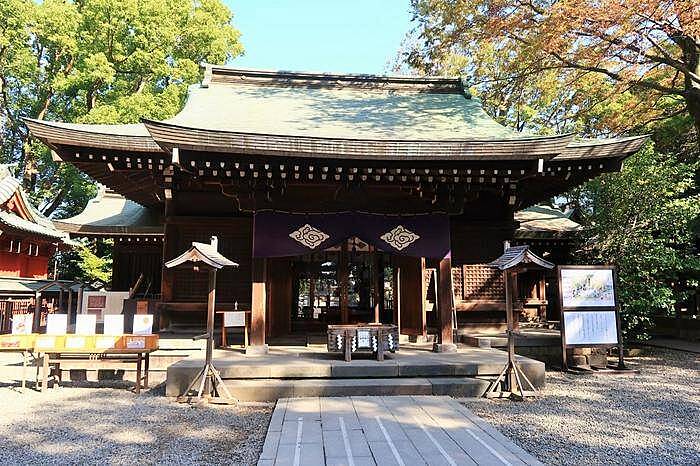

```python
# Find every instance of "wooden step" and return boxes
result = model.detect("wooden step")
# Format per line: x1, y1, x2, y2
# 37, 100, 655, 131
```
204, 377, 491, 401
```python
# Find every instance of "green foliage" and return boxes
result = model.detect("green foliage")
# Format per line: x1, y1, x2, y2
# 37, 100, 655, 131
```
0, 0, 243, 215
54, 239, 113, 285
564, 144, 700, 340
0, 0, 242, 285
408, 0, 700, 341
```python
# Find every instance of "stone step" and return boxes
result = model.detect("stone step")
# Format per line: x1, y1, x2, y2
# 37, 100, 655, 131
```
170, 377, 490, 400
157, 337, 207, 350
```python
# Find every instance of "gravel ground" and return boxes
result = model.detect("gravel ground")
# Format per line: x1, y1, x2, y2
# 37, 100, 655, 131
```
463, 348, 700, 466
0, 383, 272, 465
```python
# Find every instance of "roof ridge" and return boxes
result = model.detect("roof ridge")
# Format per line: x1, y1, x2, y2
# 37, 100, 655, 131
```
202, 63, 467, 94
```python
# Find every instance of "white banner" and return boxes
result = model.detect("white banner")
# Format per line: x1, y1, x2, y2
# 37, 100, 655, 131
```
75, 314, 97, 335
46, 314, 68, 334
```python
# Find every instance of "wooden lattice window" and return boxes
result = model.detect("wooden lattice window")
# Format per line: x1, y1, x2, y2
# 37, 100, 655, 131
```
451, 267, 463, 300
461, 264, 504, 302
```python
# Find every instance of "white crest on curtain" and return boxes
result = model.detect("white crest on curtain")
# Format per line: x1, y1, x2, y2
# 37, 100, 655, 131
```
380, 225, 420, 251
289, 224, 330, 249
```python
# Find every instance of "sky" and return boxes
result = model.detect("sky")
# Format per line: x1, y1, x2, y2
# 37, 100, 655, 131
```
223, 1, 414, 74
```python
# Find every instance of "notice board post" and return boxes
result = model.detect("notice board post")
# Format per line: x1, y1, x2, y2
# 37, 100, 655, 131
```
558, 265, 625, 371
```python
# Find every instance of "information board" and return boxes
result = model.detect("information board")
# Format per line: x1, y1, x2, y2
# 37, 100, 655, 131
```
558, 265, 625, 370
562, 311, 618, 345
223, 311, 245, 327
560, 268, 616, 308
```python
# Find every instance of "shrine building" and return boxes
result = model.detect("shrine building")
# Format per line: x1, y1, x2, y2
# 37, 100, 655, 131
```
25, 65, 647, 353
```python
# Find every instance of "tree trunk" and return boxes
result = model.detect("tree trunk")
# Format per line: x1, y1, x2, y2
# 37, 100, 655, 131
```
686, 93, 700, 145
41, 187, 66, 217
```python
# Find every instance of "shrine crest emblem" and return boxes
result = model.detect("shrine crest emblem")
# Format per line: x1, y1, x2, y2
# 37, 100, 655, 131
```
289, 224, 330, 249
380, 225, 420, 251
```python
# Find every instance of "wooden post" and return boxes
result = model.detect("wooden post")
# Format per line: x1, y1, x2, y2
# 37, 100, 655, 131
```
33, 291, 42, 332
393, 265, 401, 332
504, 270, 517, 391
434, 255, 456, 352
339, 240, 349, 324
248, 257, 268, 354
372, 247, 381, 324
204, 267, 217, 394
67, 287, 73, 325
420, 258, 428, 338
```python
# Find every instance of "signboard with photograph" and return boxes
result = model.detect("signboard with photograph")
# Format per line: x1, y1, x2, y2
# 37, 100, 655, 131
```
560, 268, 616, 308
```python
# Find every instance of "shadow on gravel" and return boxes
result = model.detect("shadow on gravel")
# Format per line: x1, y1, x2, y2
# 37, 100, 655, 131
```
0, 385, 273, 464
464, 349, 700, 466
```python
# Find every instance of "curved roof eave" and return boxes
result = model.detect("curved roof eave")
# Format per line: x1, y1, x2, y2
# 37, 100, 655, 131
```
554, 135, 649, 161
142, 119, 576, 161
23, 118, 163, 153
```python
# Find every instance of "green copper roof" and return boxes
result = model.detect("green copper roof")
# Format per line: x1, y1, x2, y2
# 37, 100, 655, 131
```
164, 82, 532, 141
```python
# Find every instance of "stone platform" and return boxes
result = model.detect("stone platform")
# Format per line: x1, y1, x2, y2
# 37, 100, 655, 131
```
166, 343, 545, 400
461, 328, 563, 367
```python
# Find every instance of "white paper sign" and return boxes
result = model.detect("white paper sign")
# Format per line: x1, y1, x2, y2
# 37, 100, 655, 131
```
132, 314, 153, 335
357, 329, 371, 348
126, 336, 146, 349
223, 311, 245, 327
561, 268, 616, 308
103, 314, 125, 335
75, 314, 97, 335
563, 311, 618, 345
11, 314, 33, 335
46, 314, 68, 334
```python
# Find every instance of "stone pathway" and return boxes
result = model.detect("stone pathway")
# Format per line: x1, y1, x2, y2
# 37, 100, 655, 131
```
258, 396, 542, 466
645, 337, 700, 354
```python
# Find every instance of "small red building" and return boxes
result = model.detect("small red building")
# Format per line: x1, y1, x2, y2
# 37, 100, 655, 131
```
0, 165, 72, 281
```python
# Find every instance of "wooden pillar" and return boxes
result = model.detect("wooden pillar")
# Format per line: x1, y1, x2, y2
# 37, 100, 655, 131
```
204, 268, 217, 394
67, 288, 73, 326
420, 258, 428, 338
538, 274, 547, 322
33, 292, 42, 332
77, 285, 84, 319
248, 257, 268, 354
339, 240, 349, 324
372, 247, 381, 324
434, 255, 456, 352
392, 263, 399, 328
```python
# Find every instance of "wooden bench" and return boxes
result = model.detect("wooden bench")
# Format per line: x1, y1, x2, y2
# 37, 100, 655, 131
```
37, 349, 155, 394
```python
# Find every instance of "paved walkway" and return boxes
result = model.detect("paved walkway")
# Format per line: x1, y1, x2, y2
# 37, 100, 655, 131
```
645, 338, 700, 354
258, 396, 543, 466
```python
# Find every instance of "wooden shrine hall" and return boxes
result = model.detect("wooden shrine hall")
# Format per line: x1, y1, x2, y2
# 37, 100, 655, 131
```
26, 65, 647, 354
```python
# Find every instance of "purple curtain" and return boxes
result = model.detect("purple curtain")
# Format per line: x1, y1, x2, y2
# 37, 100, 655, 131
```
253, 212, 450, 259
